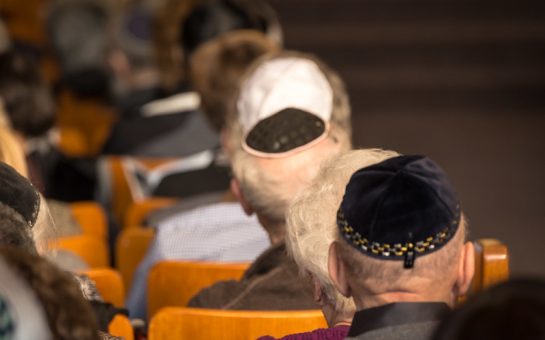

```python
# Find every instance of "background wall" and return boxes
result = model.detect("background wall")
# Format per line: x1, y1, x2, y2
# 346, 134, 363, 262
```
270, 0, 545, 276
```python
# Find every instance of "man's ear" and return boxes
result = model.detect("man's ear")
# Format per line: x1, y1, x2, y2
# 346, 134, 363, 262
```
454, 241, 475, 296
328, 242, 352, 298
230, 178, 253, 216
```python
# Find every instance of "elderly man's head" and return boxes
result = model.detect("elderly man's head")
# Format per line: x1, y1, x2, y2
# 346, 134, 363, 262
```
286, 149, 399, 325
228, 52, 352, 243
328, 155, 475, 310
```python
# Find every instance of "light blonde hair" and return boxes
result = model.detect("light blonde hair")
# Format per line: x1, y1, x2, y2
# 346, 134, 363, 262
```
32, 196, 58, 255
286, 149, 400, 315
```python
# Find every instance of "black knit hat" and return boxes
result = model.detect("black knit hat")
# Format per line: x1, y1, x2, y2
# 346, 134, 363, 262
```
0, 162, 40, 227
337, 155, 461, 268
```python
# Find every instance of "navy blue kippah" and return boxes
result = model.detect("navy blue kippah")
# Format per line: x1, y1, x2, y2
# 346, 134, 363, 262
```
0, 162, 40, 227
337, 155, 461, 268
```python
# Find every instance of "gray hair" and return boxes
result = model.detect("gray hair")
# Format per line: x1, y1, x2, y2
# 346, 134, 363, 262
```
286, 149, 400, 315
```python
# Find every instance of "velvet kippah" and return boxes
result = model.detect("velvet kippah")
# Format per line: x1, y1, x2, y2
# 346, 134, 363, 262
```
337, 155, 461, 268
0, 162, 40, 227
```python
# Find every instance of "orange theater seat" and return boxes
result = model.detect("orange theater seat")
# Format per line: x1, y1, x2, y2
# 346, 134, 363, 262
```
115, 227, 155, 291
53, 235, 109, 268
124, 197, 177, 229
70, 201, 108, 240
81, 268, 125, 307
469, 238, 509, 294
108, 314, 134, 340
147, 261, 249, 318
56, 90, 117, 157
99, 156, 177, 227
148, 307, 327, 340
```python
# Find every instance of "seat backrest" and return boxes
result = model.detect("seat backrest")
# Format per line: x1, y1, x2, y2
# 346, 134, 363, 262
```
53, 235, 109, 268
100, 157, 177, 227
115, 227, 155, 291
82, 268, 125, 307
70, 201, 107, 240
124, 197, 177, 229
469, 238, 509, 295
108, 314, 134, 340
56, 90, 116, 157
148, 307, 327, 340
147, 261, 249, 318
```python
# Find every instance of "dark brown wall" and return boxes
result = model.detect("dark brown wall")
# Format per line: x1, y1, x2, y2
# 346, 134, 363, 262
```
270, 0, 545, 276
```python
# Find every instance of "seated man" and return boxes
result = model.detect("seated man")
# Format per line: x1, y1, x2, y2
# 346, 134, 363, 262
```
260, 149, 400, 340
187, 51, 352, 310
125, 31, 278, 320
328, 155, 475, 340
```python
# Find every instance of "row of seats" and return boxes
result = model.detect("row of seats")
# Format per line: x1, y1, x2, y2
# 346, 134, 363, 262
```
54, 200, 510, 340
62, 223, 510, 311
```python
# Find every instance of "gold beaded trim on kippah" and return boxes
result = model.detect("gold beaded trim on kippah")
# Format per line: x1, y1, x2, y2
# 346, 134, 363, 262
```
336, 207, 460, 259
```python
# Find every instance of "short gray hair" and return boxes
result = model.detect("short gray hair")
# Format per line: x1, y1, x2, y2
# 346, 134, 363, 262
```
286, 149, 400, 314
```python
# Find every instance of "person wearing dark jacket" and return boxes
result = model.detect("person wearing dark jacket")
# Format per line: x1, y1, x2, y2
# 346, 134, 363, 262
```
188, 52, 352, 310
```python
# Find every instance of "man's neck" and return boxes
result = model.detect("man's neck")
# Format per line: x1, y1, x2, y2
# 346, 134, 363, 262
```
257, 216, 286, 246
268, 231, 285, 245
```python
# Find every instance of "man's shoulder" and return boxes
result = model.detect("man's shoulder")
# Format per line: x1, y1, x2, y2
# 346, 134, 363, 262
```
152, 202, 269, 262
346, 321, 439, 340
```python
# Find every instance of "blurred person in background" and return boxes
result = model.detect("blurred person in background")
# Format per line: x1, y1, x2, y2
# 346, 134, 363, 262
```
102, 0, 282, 158
126, 29, 278, 320
187, 51, 352, 310
0, 161, 87, 270
0, 246, 101, 340
0, 161, 124, 338
0, 49, 96, 201
0, 50, 85, 237
432, 278, 545, 340
47, 0, 112, 99
98, 0, 279, 231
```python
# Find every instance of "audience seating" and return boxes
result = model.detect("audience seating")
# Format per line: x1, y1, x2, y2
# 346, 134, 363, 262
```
70, 201, 108, 240
108, 314, 134, 340
147, 261, 249, 318
469, 238, 509, 294
115, 227, 155, 291
81, 268, 125, 307
99, 156, 177, 227
58, 127, 89, 157
148, 307, 327, 340
124, 197, 178, 229
56, 90, 117, 157
53, 235, 109, 268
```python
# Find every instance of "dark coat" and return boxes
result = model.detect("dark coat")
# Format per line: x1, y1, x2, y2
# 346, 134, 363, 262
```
345, 302, 450, 340
187, 242, 318, 310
